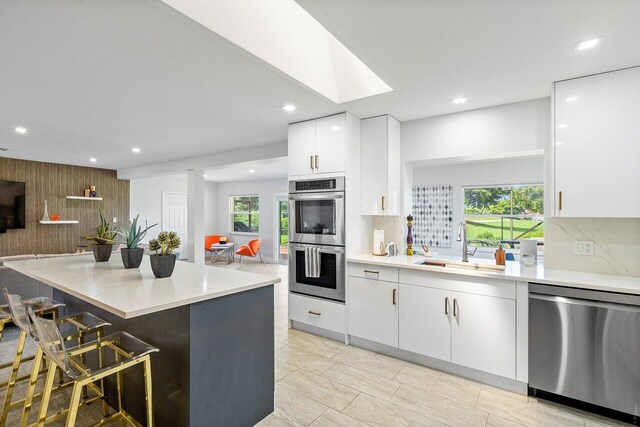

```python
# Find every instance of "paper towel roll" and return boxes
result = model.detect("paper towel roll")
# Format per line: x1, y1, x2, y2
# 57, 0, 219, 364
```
373, 229, 385, 255
520, 239, 538, 264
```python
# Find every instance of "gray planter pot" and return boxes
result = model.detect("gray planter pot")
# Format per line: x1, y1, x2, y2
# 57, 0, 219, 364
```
150, 254, 177, 278
92, 244, 113, 262
121, 248, 144, 269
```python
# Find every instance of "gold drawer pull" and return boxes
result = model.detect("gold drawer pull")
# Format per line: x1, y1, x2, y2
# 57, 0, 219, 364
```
308, 310, 321, 316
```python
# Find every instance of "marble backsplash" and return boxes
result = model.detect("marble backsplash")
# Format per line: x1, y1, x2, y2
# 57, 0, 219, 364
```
544, 218, 640, 276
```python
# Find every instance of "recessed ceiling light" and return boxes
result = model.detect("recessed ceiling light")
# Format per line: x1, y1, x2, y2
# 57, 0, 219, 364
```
282, 104, 296, 112
249, 169, 255, 174
451, 97, 467, 105
203, 174, 207, 178
89, 158, 97, 163
575, 36, 602, 51
330, 126, 340, 131
565, 96, 578, 102
14, 127, 27, 134
558, 124, 567, 129
131, 147, 141, 153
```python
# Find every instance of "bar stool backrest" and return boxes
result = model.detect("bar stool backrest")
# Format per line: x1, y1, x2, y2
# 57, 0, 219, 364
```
3, 288, 32, 335
27, 307, 74, 377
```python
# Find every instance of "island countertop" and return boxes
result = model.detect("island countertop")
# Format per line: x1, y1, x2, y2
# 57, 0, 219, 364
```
5, 255, 280, 319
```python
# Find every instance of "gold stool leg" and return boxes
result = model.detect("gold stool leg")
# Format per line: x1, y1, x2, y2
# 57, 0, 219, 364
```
64, 382, 83, 427
35, 363, 57, 427
0, 329, 28, 424
143, 356, 153, 427
19, 346, 44, 427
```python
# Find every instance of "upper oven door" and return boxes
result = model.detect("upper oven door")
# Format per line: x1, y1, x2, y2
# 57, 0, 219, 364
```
289, 192, 345, 246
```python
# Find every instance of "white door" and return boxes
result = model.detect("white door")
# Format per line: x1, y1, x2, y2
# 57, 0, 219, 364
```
361, 115, 387, 215
315, 114, 346, 174
162, 191, 188, 259
554, 67, 640, 217
399, 284, 451, 361
288, 120, 316, 177
348, 277, 398, 347
450, 292, 516, 379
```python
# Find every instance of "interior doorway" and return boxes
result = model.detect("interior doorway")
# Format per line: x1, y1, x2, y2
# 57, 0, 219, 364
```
162, 191, 188, 259
274, 194, 289, 264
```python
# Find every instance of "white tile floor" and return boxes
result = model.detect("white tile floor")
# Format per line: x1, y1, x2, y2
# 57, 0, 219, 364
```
0, 260, 630, 426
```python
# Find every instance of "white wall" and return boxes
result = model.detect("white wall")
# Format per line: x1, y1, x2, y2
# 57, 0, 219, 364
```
129, 174, 187, 243
402, 98, 549, 163
215, 178, 288, 263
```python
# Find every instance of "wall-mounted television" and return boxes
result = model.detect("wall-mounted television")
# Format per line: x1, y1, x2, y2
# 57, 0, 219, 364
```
0, 180, 26, 232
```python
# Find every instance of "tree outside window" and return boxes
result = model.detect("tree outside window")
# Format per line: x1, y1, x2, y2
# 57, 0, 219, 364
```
464, 185, 544, 249
230, 195, 259, 233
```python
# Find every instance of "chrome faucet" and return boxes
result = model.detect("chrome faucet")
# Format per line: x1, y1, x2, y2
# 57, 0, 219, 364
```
457, 221, 469, 262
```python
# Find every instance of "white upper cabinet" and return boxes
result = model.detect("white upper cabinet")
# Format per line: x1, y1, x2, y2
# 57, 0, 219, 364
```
287, 113, 347, 177
554, 67, 640, 217
315, 114, 346, 174
361, 115, 401, 215
288, 120, 316, 177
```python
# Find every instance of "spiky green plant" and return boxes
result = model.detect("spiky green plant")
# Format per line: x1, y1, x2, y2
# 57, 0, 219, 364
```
82, 210, 118, 245
117, 215, 157, 249
148, 231, 181, 256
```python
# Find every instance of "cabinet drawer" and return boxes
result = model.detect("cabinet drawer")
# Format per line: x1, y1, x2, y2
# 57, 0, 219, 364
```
399, 269, 515, 300
348, 263, 398, 283
289, 293, 346, 334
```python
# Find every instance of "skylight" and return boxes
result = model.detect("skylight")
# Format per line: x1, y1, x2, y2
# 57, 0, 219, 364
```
161, 0, 392, 104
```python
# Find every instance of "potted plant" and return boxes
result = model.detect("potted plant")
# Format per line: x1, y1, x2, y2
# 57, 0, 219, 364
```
117, 215, 157, 269
82, 210, 118, 262
148, 231, 181, 278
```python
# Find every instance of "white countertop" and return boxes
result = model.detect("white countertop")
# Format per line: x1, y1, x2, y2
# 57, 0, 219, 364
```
5, 256, 280, 319
348, 254, 640, 295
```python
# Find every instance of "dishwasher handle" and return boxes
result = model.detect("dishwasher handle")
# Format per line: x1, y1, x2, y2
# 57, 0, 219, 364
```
530, 292, 640, 313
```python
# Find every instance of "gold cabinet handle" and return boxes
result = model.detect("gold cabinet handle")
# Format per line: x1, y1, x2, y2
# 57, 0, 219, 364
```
445, 297, 449, 315
392, 288, 397, 305
310, 155, 315, 171
308, 310, 321, 316
558, 191, 563, 210
381, 196, 385, 211
453, 298, 458, 318
315, 155, 319, 171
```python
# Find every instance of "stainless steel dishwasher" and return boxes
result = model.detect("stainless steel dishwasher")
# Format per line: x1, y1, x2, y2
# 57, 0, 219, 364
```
529, 283, 640, 421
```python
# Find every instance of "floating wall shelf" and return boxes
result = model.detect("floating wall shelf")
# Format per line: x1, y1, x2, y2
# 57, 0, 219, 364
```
39, 220, 79, 224
66, 196, 103, 201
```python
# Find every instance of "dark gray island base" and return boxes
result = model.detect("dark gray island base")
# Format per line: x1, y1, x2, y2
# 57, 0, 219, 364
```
54, 285, 274, 427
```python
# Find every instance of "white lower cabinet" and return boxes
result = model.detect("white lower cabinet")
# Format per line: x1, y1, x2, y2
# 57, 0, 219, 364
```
289, 293, 346, 334
450, 292, 516, 378
399, 284, 451, 361
347, 277, 398, 347
348, 262, 518, 380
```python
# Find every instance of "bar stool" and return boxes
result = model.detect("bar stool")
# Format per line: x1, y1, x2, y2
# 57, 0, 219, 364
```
27, 307, 158, 426
0, 290, 110, 425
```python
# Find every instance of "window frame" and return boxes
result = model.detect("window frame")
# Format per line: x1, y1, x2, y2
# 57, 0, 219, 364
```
229, 194, 260, 235
461, 182, 544, 252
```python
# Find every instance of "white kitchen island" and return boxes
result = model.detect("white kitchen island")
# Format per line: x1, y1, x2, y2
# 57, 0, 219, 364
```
5, 255, 281, 427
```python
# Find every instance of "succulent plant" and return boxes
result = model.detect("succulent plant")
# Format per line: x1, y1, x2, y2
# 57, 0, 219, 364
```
83, 210, 117, 245
117, 215, 157, 249
148, 231, 181, 256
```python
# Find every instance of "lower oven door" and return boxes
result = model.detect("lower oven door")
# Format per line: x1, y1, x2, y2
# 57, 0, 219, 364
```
289, 243, 345, 302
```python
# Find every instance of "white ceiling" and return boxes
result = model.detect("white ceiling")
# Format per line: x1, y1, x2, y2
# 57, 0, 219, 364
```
204, 157, 288, 183
1, 1, 640, 173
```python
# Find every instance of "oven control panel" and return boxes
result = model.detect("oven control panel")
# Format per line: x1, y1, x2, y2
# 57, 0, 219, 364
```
290, 177, 345, 193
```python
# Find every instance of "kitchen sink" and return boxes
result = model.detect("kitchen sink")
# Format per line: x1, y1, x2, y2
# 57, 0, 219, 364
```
418, 259, 506, 272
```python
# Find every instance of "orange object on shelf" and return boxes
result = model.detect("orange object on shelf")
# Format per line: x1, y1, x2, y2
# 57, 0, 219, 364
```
50, 215, 61, 221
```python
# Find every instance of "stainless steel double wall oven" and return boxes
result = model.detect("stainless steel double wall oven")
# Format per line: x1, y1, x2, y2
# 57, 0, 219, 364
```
289, 177, 345, 302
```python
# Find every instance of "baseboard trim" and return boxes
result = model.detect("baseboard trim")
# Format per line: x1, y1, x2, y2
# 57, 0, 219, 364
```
290, 321, 346, 343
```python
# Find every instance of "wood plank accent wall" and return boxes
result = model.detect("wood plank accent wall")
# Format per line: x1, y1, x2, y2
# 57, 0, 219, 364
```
0, 157, 129, 257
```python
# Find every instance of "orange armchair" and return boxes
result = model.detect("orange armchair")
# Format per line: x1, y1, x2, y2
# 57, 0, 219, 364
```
204, 235, 222, 251
235, 239, 263, 265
